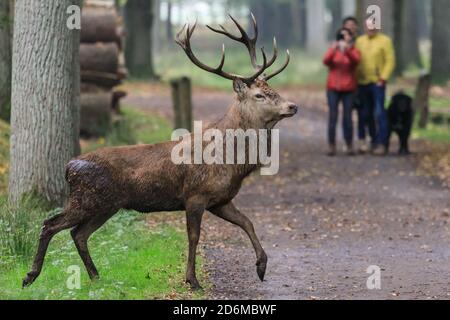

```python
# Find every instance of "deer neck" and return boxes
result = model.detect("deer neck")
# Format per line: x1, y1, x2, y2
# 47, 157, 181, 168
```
218, 101, 275, 132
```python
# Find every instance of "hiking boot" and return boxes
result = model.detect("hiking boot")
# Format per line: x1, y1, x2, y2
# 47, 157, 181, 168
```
346, 144, 356, 156
327, 144, 337, 157
357, 140, 369, 154
372, 145, 388, 156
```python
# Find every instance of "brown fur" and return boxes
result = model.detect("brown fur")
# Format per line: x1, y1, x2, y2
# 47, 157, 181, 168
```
23, 77, 297, 290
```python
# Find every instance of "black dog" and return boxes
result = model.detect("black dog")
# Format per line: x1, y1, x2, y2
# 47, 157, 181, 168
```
387, 92, 413, 155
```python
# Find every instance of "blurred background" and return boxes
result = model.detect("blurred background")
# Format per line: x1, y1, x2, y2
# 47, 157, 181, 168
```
118, 0, 449, 88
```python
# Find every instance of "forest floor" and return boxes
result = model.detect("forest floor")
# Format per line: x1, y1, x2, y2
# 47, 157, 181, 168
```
124, 83, 450, 300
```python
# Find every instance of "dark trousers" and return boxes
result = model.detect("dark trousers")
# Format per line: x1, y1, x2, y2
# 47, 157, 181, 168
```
356, 87, 376, 144
358, 84, 389, 146
326, 90, 354, 146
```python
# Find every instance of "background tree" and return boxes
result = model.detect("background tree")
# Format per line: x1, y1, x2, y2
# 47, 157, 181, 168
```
431, 0, 450, 83
124, 0, 158, 79
306, 0, 327, 53
393, 0, 421, 76
0, 0, 12, 122
327, 0, 342, 40
166, 0, 173, 41
9, 0, 79, 206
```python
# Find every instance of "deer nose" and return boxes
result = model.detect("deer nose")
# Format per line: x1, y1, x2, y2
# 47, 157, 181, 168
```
288, 104, 298, 114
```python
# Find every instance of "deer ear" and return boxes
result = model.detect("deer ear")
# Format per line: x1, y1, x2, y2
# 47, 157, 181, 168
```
233, 79, 249, 98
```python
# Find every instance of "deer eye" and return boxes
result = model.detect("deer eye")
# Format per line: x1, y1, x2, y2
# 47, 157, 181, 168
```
254, 94, 265, 100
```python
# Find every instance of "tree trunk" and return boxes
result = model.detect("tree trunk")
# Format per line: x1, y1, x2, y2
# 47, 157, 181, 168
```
166, 1, 173, 42
124, 0, 157, 79
393, 0, 405, 75
413, 74, 431, 129
153, 0, 161, 53
72, 0, 81, 157
291, 0, 307, 47
9, 0, 78, 206
342, 0, 356, 18
402, 0, 422, 69
0, 0, 11, 122
416, 0, 431, 39
431, 0, 450, 83
171, 77, 192, 132
306, 0, 327, 53
328, 0, 343, 40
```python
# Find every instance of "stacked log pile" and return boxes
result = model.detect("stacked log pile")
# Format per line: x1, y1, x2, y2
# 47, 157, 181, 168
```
80, 0, 127, 137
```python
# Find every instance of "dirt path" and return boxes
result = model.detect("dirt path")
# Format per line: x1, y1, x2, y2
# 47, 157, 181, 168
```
125, 86, 450, 300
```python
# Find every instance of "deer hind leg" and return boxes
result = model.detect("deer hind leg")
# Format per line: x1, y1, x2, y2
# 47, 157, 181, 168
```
185, 197, 205, 290
70, 211, 117, 280
22, 210, 84, 287
210, 201, 268, 282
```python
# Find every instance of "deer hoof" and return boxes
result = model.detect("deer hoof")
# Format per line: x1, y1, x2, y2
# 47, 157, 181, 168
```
186, 278, 203, 291
256, 262, 267, 282
22, 271, 38, 288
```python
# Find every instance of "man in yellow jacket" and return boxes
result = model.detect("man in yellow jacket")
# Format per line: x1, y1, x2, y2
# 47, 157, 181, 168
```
356, 19, 395, 155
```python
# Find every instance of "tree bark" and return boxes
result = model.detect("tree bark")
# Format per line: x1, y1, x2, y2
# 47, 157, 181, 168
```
9, 0, 78, 206
124, 0, 157, 79
0, 0, 11, 122
431, 0, 450, 83
171, 77, 192, 132
413, 74, 431, 129
72, 0, 81, 156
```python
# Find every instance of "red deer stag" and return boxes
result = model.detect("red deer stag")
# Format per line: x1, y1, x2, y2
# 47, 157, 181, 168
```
23, 14, 298, 290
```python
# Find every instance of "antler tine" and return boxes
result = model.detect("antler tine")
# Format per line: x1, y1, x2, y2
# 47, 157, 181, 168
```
175, 23, 187, 48
207, 14, 261, 69
264, 49, 291, 81
176, 18, 281, 84
245, 47, 268, 83
250, 12, 258, 41
265, 37, 279, 70
206, 24, 240, 41
175, 22, 236, 81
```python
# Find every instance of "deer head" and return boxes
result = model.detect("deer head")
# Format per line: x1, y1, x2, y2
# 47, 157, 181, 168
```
176, 14, 298, 128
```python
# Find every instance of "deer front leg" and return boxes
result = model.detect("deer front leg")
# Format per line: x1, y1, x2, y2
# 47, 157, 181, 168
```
210, 202, 268, 281
185, 198, 205, 290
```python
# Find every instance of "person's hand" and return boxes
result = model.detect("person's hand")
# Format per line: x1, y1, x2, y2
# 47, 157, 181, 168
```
376, 79, 386, 87
339, 40, 348, 49
331, 41, 338, 50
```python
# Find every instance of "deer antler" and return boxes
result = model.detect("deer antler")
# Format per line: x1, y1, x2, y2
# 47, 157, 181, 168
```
263, 50, 290, 81
176, 15, 289, 84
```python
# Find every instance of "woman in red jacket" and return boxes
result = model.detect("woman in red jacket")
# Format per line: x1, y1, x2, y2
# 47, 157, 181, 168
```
323, 28, 361, 156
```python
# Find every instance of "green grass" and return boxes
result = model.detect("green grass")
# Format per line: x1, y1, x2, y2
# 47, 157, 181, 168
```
82, 106, 173, 153
0, 209, 205, 300
413, 122, 450, 144
429, 96, 450, 110
0, 108, 208, 299
0, 119, 9, 194
155, 46, 326, 90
